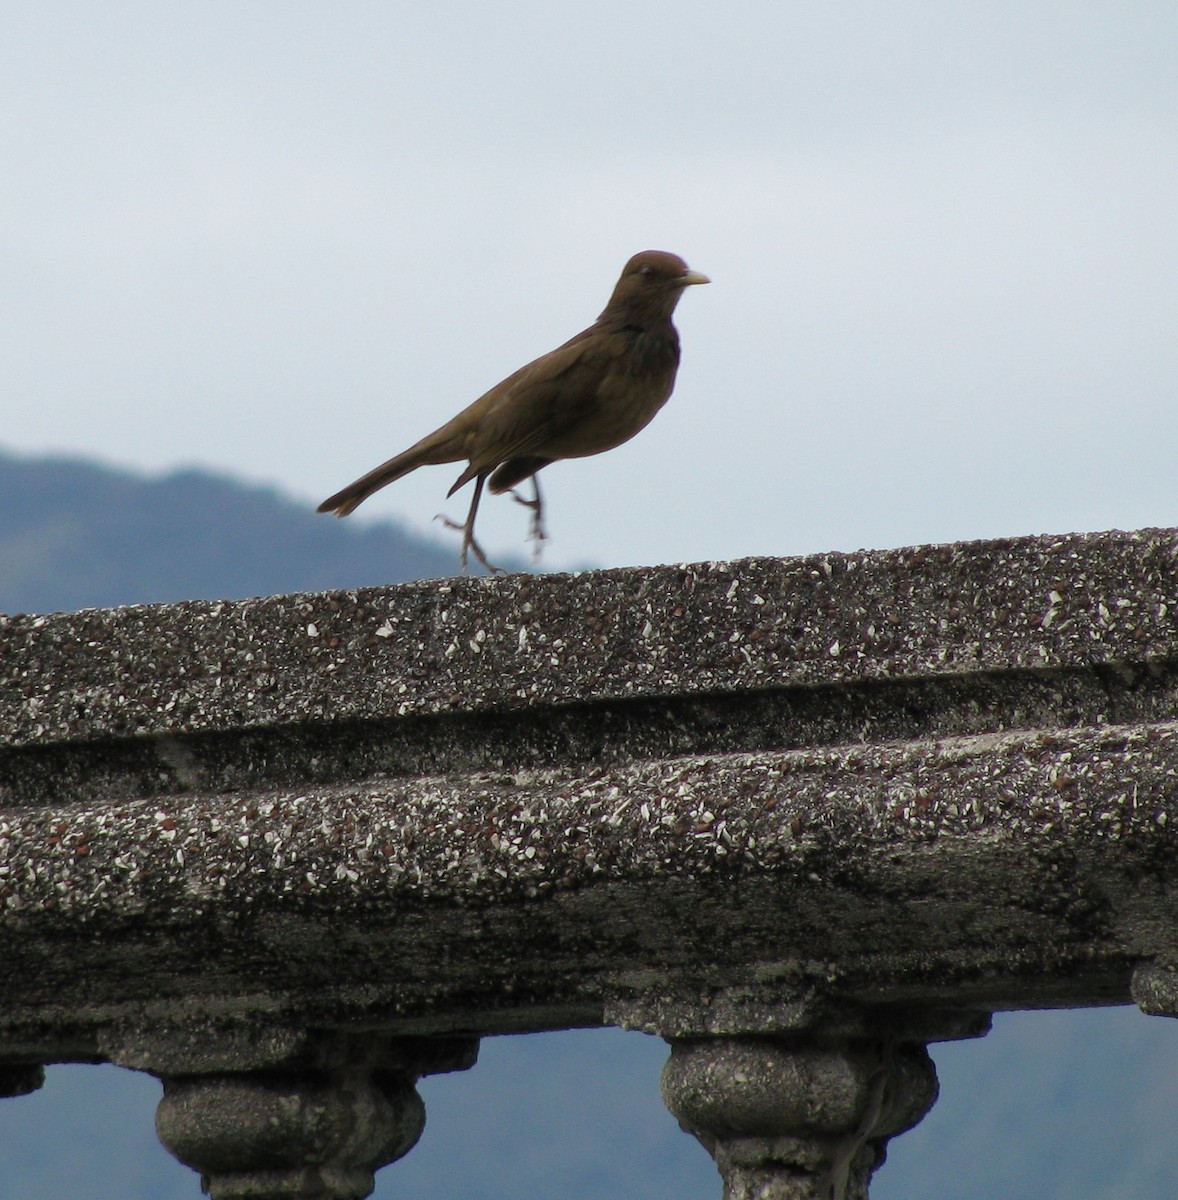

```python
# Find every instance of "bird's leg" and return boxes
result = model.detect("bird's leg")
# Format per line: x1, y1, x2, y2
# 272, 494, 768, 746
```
436, 474, 505, 574
511, 476, 547, 562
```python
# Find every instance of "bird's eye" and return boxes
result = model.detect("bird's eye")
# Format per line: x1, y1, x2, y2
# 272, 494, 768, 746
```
638, 265, 654, 279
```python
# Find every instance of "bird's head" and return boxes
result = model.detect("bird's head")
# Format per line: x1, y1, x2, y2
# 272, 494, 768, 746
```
601, 250, 709, 323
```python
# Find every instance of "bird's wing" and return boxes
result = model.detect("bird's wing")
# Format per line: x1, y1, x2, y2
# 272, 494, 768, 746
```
447, 327, 616, 494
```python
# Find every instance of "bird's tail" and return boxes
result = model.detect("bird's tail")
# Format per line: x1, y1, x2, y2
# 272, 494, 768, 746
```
318, 427, 466, 516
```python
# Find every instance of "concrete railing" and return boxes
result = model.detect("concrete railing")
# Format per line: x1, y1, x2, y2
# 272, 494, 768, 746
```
4, 528, 1178, 1198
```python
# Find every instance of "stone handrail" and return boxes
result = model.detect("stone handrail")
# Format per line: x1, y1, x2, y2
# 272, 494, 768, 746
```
3, 528, 1178, 1198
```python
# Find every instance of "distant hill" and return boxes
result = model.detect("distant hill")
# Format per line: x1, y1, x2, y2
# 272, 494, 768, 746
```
0, 449, 520, 614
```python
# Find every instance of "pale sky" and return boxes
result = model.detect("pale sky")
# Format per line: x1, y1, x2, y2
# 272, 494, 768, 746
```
4, 2, 1177, 570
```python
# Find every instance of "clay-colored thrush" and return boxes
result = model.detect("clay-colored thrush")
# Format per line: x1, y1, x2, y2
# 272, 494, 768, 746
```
317, 249, 709, 571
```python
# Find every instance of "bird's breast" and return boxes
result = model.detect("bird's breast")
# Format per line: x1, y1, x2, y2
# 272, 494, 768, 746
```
546, 328, 681, 459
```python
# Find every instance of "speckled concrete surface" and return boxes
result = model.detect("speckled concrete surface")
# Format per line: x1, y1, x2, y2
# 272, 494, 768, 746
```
2, 530, 1178, 1053
4, 529, 1178, 745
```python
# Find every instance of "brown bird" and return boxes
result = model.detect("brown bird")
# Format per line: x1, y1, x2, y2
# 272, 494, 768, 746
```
317, 249, 709, 572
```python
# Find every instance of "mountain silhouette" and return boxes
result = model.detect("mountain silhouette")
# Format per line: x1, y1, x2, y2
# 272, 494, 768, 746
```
0, 449, 518, 614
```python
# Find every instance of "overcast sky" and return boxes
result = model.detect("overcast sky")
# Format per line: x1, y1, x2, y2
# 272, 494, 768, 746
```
4, 3, 1177, 570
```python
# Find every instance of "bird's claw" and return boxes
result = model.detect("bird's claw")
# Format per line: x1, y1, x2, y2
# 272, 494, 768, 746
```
510, 484, 547, 563
435, 513, 506, 575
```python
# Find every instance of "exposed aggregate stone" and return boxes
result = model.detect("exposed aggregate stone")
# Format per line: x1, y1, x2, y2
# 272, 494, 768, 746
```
2, 720, 1175, 929
4, 529, 1178, 1037
3, 529, 1178, 746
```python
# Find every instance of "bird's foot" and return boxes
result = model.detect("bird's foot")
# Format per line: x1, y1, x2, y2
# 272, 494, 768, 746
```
510, 488, 547, 563
435, 514, 506, 575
